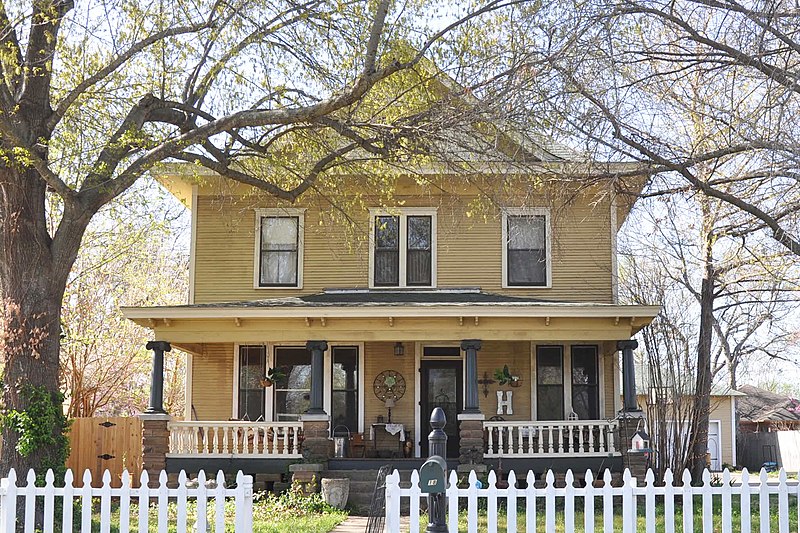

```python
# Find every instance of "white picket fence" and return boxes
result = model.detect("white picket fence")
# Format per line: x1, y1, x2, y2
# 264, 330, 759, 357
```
0, 468, 253, 533
385, 467, 800, 532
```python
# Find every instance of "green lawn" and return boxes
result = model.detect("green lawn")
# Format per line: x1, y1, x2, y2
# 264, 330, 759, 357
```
74, 485, 348, 533
414, 495, 799, 532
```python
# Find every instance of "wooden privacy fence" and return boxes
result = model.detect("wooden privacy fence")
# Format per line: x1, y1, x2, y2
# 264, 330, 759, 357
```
66, 417, 143, 486
0, 469, 253, 533
386, 467, 800, 532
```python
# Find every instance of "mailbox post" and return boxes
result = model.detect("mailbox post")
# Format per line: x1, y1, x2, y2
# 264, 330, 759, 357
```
425, 407, 448, 533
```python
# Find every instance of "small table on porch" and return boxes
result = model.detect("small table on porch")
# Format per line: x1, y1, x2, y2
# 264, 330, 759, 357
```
370, 423, 406, 458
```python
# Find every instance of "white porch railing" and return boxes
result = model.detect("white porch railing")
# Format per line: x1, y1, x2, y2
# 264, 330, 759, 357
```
484, 419, 618, 458
168, 421, 303, 458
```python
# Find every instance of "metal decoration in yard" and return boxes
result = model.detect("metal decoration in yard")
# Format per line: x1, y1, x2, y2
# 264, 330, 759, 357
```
365, 464, 392, 533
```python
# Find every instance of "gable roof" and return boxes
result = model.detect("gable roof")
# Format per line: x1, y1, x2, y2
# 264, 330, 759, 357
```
737, 384, 800, 423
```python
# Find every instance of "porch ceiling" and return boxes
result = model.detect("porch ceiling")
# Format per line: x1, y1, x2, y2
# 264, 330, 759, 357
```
122, 291, 659, 342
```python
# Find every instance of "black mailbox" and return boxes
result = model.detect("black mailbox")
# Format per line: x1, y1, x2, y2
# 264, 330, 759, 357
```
419, 455, 447, 494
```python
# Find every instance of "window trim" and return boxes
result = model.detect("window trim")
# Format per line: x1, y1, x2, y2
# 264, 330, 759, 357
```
368, 208, 437, 288
501, 207, 552, 289
253, 208, 306, 289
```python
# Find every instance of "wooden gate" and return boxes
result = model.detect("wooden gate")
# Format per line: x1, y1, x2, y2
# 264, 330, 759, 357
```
66, 417, 142, 487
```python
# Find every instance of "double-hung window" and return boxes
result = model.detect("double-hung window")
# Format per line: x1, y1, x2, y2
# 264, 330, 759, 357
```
370, 209, 436, 287
254, 208, 305, 288
502, 208, 550, 287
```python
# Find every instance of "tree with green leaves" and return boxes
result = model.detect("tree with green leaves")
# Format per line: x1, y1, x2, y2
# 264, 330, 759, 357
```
0, 0, 527, 474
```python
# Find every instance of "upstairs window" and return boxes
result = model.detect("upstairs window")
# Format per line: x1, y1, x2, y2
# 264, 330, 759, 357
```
502, 208, 550, 288
254, 209, 304, 288
371, 209, 436, 287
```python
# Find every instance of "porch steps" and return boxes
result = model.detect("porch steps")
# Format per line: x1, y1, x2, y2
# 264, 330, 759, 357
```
322, 469, 416, 516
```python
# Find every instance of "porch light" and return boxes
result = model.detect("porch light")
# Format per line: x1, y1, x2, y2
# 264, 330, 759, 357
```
394, 342, 405, 357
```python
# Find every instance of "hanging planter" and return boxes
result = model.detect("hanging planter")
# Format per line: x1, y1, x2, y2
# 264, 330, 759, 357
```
494, 365, 522, 387
260, 367, 285, 388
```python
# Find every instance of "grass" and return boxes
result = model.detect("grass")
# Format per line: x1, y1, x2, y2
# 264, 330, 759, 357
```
65, 484, 349, 533
414, 494, 799, 532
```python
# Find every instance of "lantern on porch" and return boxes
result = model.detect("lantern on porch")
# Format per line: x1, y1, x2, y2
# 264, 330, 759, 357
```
630, 430, 651, 452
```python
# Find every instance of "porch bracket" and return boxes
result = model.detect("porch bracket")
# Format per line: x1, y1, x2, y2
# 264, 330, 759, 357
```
461, 339, 482, 414
618, 339, 641, 413
306, 340, 328, 415
144, 341, 171, 414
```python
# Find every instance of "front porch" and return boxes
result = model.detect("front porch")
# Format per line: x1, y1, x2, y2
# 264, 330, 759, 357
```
126, 294, 657, 479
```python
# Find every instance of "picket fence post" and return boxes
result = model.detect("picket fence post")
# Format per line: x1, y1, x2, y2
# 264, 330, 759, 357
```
214, 471, 226, 533
740, 468, 751, 533
759, 468, 769, 533
701, 469, 712, 533
196, 470, 207, 533
779, 469, 789, 533
100, 471, 111, 533
447, 471, 459, 533
644, 469, 655, 533
506, 471, 517, 533
621, 469, 633, 533
408, 470, 420, 533
119, 470, 131, 533
721, 469, 732, 533
681, 469, 693, 533
384, 470, 400, 533
564, 470, 575, 533
139, 470, 150, 533
544, 471, 555, 533
583, 470, 594, 533
41, 470, 54, 533
525, 471, 536, 533
487, 470, 497, 533
23, 470, 35, 533
602, 470, 613, 533
663, 469, 675, 533
467, 470, 478, 531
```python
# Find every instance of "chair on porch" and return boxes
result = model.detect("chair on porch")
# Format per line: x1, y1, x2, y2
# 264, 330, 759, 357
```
350, 433, 366, 458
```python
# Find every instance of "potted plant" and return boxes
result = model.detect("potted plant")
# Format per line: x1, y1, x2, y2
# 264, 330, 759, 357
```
260, 367, 286, 388
494, 365, 521, 387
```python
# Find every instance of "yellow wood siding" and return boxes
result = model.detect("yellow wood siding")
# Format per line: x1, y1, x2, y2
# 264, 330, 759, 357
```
363, 342, 417, 438
192, 190, 614, 304
476, 341, 532, 420
190, 343, 234, 420
710, 396, 736, 466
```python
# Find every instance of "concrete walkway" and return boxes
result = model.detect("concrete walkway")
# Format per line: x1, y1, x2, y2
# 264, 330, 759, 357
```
330, 515, 411, 532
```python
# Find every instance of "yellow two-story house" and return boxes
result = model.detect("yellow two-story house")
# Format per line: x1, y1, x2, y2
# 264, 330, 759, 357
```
124, 160, 659, 482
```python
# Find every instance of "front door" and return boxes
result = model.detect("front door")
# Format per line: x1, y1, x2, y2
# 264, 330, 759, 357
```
420, 360, 462, 458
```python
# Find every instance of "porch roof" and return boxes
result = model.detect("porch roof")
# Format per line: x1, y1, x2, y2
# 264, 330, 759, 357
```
123, 289, 659, 318
122, 289, 660, 340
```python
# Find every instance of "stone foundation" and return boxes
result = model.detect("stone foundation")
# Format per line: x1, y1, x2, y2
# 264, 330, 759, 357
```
457, 413, 485, 465
140, 413, 170, 488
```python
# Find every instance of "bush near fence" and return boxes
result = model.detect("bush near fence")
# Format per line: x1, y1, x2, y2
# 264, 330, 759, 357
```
0, 468, 253, 533
386, 467, 800, 533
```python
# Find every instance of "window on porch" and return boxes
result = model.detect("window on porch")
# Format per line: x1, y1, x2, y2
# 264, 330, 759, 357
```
274, 347, 311, 421
238, 346, 266, 421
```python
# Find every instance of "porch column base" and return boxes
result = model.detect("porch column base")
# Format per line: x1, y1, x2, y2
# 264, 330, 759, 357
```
616, 411, 649, 480
457, 413, 485, 465
300, 413, 331, 462
139, 412, 171, 488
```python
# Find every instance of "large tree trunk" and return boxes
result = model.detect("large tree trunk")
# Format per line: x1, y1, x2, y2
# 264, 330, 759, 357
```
0, 165, 84, 476
689, 204, 715, 482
